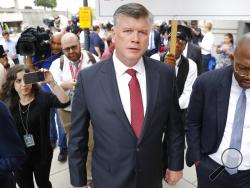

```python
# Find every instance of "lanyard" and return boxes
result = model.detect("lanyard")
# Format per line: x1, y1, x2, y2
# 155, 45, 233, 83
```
69, 62, 82, 81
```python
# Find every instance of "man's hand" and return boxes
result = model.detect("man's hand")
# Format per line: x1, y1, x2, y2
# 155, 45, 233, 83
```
60, 80, 76, 90
164, 169, 183, 185
164, 53, 176, 67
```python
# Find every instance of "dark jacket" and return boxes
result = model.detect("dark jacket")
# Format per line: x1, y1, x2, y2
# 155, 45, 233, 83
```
186, 66, 233, 166
0, 101, 26, 188
187, 42, 202, 75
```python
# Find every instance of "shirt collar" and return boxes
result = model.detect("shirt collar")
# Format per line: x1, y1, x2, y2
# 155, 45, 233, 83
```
175, 56, 181, 67
113, 50, 145, 78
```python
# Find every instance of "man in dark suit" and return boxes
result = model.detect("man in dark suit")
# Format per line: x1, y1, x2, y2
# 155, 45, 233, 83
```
0, 101, 26, 188
68, 3, 184, 188
186, 33, 250, 188
186, 42, 202, 75
145, 24, 161, 57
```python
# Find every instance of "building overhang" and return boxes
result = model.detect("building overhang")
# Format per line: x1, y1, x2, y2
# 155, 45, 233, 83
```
0, 12, 23, 22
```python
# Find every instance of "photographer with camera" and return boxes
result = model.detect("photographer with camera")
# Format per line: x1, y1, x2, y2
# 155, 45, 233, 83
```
0, 45, 15, 90
18, 30, 69, 162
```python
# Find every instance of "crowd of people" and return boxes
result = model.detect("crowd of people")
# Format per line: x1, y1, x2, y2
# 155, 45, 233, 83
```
0, 2, 250, 188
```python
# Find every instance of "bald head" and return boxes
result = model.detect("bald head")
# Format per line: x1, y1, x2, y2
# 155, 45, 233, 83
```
61, 32, 79, 46
61, 32, 81, 62
50, 32, 64, 54
235, 33, 250, 53
233, 32, 250, 89
52, 32, 63, 41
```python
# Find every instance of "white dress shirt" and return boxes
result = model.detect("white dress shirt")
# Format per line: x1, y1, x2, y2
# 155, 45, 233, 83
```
209, 75, 250, 170
1, 39, 18, 59
0, 63, 7, 90
49, 52, 93, 111
148, 31, 155, 50
199, 31, 214, 55
175, 57, 198, 109
113, 51, 147, 123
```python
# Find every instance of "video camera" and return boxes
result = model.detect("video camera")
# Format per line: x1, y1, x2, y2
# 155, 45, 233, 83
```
43, 18, 55, 28
16, 26, 51, 61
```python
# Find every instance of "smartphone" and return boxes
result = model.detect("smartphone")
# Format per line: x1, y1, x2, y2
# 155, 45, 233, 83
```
23, 71, 45, 84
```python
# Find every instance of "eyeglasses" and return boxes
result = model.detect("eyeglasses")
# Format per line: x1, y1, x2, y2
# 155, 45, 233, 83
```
234, 60, 250, 77
62, 45, 78, 53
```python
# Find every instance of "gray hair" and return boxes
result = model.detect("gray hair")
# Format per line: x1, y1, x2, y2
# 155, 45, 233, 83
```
113, 3, 153, 27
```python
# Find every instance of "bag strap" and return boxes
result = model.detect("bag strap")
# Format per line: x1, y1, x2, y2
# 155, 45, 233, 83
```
82, 50, 96, 64
59, 55, 64, 71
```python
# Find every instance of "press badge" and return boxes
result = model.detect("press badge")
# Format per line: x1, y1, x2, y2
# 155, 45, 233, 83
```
23, 134, 35, 147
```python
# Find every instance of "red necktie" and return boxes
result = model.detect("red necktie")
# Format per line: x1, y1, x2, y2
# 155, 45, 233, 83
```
126, 69, 144, 138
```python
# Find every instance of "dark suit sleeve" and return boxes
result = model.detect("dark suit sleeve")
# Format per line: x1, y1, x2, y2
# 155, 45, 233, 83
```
155, 31, 161, 52
185, 78, 204, 166
196, 48, 202, 75
68, 72, 90, 187
0, 101, 26, 173
164, 71, 185, 171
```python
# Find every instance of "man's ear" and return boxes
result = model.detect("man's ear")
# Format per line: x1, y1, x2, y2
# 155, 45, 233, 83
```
111, 27, 116, 43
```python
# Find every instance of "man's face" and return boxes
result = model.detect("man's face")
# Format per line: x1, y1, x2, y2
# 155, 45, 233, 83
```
0, 54, 9, 68
50, 35, 62, 55
234, 41, 250, 88
62, 39, 81, 62
168, 37, 187, 59
3, 33, 9, 41
112, 15, 150, 67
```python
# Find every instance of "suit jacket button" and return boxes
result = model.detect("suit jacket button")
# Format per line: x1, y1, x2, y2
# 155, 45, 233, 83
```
136, 147, 140, 152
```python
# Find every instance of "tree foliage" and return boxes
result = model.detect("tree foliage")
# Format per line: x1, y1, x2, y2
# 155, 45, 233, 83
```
34, 0, 57, 9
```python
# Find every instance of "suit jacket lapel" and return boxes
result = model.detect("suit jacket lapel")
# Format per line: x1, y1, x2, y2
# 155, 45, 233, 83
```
99, 58, 135, 137
138, 57, 160, 144
217, 66, 233, 142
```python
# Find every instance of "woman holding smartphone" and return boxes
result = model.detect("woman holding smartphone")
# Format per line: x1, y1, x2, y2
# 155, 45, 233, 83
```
0, 64, 70, 188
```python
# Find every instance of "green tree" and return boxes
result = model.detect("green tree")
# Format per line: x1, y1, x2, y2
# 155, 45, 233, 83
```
34, 0, 57, 10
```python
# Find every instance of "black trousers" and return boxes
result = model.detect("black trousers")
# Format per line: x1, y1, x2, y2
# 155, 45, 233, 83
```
15, 155, 53, 188
201, 54, 211, 73
196, 156, 250, 188
0, 173, 16, 188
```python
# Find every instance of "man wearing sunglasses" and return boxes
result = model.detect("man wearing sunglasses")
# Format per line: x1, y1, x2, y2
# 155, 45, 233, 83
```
50, 32, 97, 185
186, 32, 250, 188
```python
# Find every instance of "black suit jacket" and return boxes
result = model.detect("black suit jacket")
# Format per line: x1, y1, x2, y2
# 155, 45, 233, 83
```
186, 66, 233, 167
69, 56, 184, 188
0, 101, 26, 188
187, 42, 202, 75
154, 30, 161, 52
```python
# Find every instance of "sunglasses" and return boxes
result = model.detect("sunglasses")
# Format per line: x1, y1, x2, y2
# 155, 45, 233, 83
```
234, 59, 250, 77
62, 45, 78, 53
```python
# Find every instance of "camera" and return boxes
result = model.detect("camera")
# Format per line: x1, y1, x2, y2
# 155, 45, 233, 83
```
23, 71, 45, 84
16, 27, 51, 61
43, 18, 55, 28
